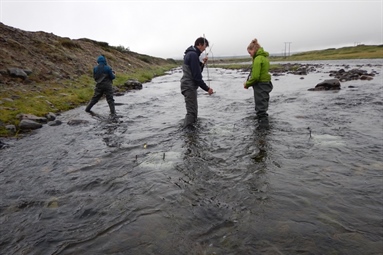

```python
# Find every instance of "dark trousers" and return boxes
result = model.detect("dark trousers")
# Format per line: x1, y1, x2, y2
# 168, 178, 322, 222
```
86, 83, 115, 113
182, 88, 198, 128
253, 82, 273, 119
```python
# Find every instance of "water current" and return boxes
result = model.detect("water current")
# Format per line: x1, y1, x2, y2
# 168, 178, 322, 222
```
1, 59, 382, 255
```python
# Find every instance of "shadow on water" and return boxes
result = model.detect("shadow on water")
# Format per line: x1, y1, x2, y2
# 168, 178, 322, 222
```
0, 59, 382, 254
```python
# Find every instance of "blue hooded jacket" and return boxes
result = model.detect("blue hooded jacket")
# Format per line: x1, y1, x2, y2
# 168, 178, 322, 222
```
93, 55, 115, 84
180, 46, 209, 92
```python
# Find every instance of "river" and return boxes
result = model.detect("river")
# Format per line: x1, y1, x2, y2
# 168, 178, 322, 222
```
0, 59, 382, 255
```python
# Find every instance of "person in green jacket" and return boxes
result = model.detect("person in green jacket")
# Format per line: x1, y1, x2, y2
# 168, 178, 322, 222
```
244, 38, 273, 129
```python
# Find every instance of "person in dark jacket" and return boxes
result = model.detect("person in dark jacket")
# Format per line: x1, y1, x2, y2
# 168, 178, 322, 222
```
85, 55, 116, 115
244, 38, 273, 129
180, 37, 214, 129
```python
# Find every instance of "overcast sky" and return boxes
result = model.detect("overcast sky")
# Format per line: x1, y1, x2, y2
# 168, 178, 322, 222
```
1, 0, 382, 59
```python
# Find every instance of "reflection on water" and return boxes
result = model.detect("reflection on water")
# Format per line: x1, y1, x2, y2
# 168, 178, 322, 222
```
0, 59, 382, 254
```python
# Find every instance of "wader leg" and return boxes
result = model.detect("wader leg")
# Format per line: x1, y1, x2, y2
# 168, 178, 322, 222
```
182, 88, 198, 128
85, 86, 103, 112
105, 85, 115, 115
253, 82, 273, 119
253, 82, 273, 129
108, 103, 116, 115
85, 102, 95, 112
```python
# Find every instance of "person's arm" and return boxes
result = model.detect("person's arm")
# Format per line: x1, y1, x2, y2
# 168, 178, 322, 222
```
245, 58, 261, 88
106, 66, 116, 80
189, 53, 210, 91
199, 56, 208, 71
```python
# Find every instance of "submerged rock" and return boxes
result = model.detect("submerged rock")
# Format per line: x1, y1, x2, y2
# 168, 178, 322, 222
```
48, 120, 62, 126
329, 68, 375, 81
67, 119, 90, 126
308, 79, 341, 91
0, 140, 9, 149
123, 79, 143, 90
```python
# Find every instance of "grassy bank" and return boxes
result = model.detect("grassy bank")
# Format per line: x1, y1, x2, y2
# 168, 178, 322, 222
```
0, 64, 177, 136
213, 44, 383, 69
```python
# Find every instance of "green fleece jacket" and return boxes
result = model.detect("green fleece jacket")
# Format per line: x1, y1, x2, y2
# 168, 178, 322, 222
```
245, 47, 271, 88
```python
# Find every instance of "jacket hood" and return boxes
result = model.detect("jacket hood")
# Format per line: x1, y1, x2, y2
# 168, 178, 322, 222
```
255, 47, 269, 58
184, 46, 202, 56
97, 55, 107, 64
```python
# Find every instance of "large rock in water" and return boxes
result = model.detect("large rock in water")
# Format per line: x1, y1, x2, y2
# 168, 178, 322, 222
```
123, 79, 143, 90
308, 79, 341, 91
329, 68, 375, 81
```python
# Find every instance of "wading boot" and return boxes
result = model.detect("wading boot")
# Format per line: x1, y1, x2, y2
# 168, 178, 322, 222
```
109, 103, 116, 116
183, 124, 196, 133
257, 118, 269, 130
85, 102, 95, 113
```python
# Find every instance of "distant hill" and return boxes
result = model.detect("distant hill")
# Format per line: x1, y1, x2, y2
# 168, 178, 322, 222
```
0, 22, 175, 85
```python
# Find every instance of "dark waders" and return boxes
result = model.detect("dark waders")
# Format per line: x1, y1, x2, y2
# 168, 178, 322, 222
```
85, 83, 115, 114
182, 88, 198, 128
253, 81, 273, 127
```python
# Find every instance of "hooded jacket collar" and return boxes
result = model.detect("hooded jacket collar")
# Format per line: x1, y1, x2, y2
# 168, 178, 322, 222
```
254, 47, 269, 59
97, 55, 107, 65
184, 46, 202, 56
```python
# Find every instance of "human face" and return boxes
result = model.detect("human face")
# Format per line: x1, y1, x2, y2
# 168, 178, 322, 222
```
248, 48, 256, 57
197, 43, 208, 52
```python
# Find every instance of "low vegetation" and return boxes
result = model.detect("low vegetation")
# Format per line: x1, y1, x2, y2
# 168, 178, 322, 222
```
0, 65, 177, 136
212, 44, 383, 70
280, 44, 383, 61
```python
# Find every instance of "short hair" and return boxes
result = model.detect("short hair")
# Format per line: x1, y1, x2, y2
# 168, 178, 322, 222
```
194, 37, 209, 47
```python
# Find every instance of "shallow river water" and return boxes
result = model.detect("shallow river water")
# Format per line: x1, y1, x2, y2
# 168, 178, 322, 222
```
1, 59, 382, 255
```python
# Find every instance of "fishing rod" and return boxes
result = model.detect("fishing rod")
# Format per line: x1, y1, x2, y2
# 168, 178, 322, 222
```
203, 34, 211, 88
205, 43, 214, 82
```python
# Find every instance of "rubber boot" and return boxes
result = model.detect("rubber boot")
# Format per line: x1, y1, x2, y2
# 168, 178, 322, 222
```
85, 102, 95, 112
109, 103, 116, 115
257, 117, 269, 130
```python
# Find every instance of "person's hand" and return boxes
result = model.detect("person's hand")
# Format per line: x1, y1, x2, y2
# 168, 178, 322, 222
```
202, 57, 208, 64
244, 82, 248, 89
208, 88, 214, 95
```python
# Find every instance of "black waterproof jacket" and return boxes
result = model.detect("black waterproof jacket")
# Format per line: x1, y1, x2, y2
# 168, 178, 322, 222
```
180, 46, 209, 93
93, 55, 115, 86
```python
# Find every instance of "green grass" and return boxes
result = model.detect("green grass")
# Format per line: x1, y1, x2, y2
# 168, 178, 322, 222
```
0, 64, 177, 137
211, 63, 288, 72
114, 64, 176, 84
213, 45, 383, 70
271, 44, 383, 61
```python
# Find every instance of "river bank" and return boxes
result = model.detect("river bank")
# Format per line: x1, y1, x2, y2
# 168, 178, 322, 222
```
0, 22, 178, 137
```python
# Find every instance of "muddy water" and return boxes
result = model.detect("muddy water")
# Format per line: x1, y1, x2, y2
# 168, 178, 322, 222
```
0, 59, 382, 255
